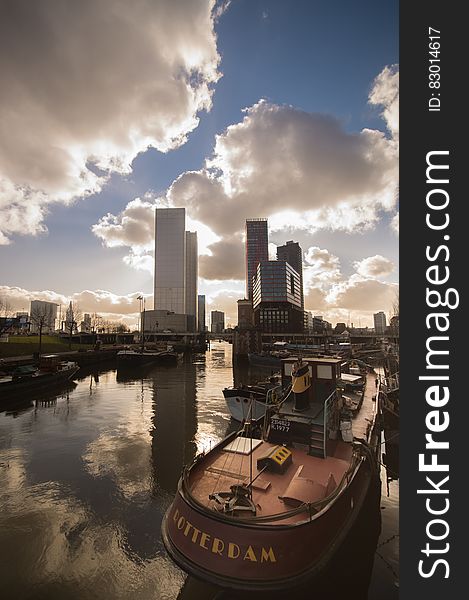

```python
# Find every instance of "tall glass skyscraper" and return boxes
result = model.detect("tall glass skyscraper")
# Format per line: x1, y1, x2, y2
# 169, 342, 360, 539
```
197, 294, 206, 332
185, 231, 198, 332
154, 208, 186, 314
154, 208, 198, 331
245, 218, 269, 300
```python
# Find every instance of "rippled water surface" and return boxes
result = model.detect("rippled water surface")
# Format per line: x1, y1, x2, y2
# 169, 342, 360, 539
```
0, 342, 398, 599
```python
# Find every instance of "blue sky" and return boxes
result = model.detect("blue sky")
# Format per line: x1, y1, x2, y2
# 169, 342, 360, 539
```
0, 0, 398, 326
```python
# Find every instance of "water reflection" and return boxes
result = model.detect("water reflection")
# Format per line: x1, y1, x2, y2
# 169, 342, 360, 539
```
151, 358, 198, 495
0, 342, 398, 599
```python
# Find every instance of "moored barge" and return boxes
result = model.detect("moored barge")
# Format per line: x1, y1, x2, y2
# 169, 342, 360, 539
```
162, 357, 381, 590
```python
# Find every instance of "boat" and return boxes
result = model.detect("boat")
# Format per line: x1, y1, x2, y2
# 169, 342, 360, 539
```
116, 303, 178, 368
116, 348, 178, 368
223, 375, 284, 422
0, 354, 79, 400
161, 356, 381, 590
248, 350, 290, 368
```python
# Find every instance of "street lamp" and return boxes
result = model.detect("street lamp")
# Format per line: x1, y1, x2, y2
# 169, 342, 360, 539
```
137, 295, 146, 350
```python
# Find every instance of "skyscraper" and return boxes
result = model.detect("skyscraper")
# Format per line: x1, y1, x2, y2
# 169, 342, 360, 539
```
197, 295, 206, 332
154, 208, 198, 331
277, 240, 304, 311
154, 208, 186, 314
211, 310, 225, 334
29, 300, 58, 333
374, 311, 387, 334
245, 218, 269, 300
185, 231, 198, 332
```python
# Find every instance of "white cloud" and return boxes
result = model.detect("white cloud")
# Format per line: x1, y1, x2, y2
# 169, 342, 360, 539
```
390, 212, 399, 234
0, 285, 150, 320
172, 97, 397, 236
303, 250, 397, 326
369, 64, 399, 140
326, 274, 398, 312
93, 66, 399, 281
92, 196, 220, 274
353, 254, 394, 278
268, 243, 278, 260
303, 246, 342, 291
0, 0, 221, 243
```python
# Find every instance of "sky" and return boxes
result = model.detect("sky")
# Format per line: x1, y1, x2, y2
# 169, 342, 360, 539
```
0, 0, 398, 329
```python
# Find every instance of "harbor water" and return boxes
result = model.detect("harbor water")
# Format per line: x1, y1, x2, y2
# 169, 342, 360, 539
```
0, 342, 398, 599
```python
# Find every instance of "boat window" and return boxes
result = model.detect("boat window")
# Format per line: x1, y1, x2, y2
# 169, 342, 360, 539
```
317, 365, 332, 380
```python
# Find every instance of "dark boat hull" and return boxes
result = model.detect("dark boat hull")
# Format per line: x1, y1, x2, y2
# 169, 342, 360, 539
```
248, 353, 282, 368
0, 366, 80, 400
162, 448, 378, 590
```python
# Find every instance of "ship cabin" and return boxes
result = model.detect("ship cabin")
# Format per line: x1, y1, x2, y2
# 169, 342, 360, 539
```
39, 354, 62, 372
266, 357, 343, 459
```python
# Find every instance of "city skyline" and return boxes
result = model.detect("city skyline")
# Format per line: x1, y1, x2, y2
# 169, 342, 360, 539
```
0, 1, 398, 328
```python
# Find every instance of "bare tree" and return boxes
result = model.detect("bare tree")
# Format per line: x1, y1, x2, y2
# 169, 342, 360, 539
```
0, 296, 13, 317
65, 301, 82, 349
30, 305, 49, 356
90, 312, 102, 333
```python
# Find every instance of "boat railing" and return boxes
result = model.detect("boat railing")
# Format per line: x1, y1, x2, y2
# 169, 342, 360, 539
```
315, 389, 337, 459
379, 372, 399, 393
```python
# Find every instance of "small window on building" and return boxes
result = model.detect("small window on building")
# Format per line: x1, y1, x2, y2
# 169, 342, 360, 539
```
290, 274, 295, 296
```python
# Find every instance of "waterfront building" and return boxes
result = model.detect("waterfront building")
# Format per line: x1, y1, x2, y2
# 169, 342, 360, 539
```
211, 310, 225, 334
237, 298, 253, 329
29, 300, 58, 333
374, 311, 387, 334
197, 295, 206, 333
245, 218, 269, 300
185, 231, 198, 332
80, 313, 92, 333
277, 240, 304, 312
143, 309, 189, 333
154, 208, 186, 314
154, 207, 198, 331
252, 260, 303, 333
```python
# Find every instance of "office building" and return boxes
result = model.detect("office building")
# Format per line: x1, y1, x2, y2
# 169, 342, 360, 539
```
29, 300, 58, 333
185, 231, 198, 332
374, 311, 387, 334
197, 295, 206, 332
143, 309, 189, 333
245, 218, 269, 300
81, 313, 92, 333
154, 208, 186, 314
252, 260, 303, 333
211, 310, 225, 334
154, 207, 198, 331
277, 240, 304, 311
237, 299, 253, 329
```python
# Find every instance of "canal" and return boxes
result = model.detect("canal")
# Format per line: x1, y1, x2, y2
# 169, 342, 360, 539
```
0, 342, 398, 599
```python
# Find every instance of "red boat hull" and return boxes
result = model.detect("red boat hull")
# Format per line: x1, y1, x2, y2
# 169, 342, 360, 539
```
162, 454, 376, 590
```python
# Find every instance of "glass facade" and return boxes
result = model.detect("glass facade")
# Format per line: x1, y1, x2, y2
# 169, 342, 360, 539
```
245, 219, 269, 300
252, 261, 301, 308
211, 310, 225, 333
185, 231, 198, 332
252, 261, 303, 333
276, 240, 304, 311
154, 209, 198, 328
197, 295, 205, 332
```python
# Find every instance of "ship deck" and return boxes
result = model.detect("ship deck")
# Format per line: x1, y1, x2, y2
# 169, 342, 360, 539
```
187, 372, 378, 525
